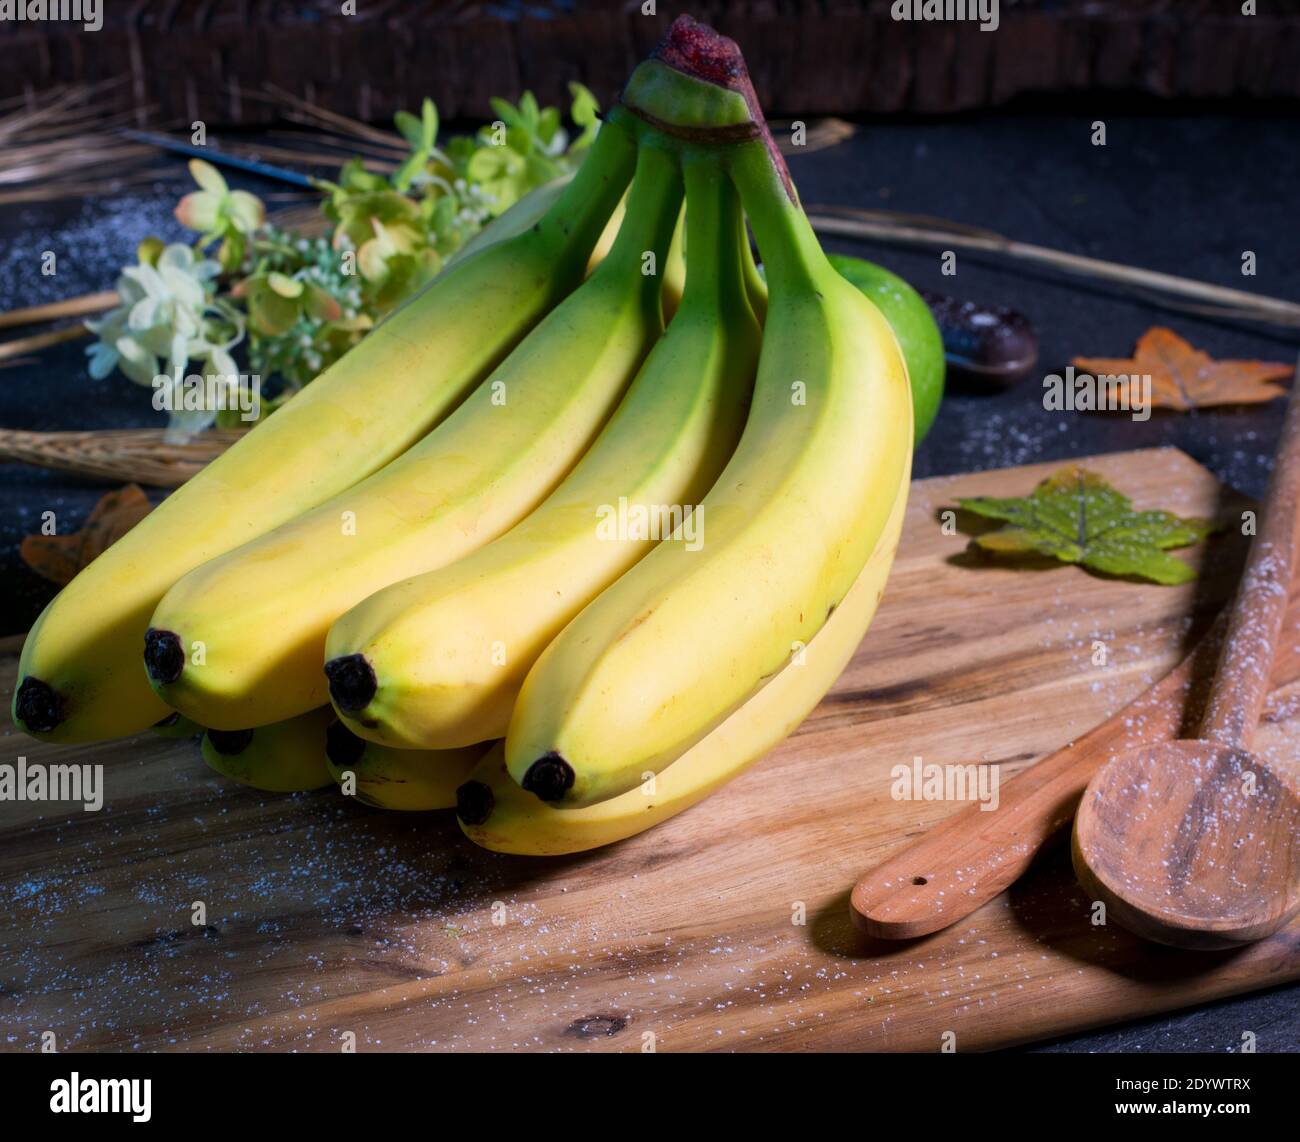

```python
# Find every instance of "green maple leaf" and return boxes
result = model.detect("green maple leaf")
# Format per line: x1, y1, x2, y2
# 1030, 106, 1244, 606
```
956, 466, 1215, 585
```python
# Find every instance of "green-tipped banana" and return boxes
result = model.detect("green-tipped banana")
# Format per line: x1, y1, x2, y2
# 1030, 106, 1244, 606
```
325, 155, 759, 750
201, 706, 335, 792
324, 721, 488, 811
456, 476, 907, 854
445, 176, 574, 269
662, 204, 687, 320
151, 711, 201, 739
14, 123, 637, 743
147, 143, 684, 731
505, 47, 913, 806
740, 227, 768, 326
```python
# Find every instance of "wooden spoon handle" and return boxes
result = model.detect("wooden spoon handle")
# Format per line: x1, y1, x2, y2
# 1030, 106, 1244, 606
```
1203, 384, 1300, 748
851, 594, 1300, 940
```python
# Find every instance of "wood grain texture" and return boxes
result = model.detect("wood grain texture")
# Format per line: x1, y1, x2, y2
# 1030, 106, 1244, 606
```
1074, 397, 1300, 949
1202, 387, 1300, 748
5, 3, 1298, 126
851, 605, 1241, 941
1, 447, 1298, 1053
856, 404, 1300, 940
1074, 741, 1300, 949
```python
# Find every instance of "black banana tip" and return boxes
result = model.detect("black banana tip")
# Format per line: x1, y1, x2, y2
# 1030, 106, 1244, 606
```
324, 654, 377, 712
521, 752, 575, 802
206, 728, 253, 756
153, 711, 181, 728
325, 719, 367, 767
15, 676, 64, 733
144, 628, 185, 685
455, 780, 495, 825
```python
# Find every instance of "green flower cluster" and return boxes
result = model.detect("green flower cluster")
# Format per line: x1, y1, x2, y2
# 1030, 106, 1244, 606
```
89, 85, 599, 438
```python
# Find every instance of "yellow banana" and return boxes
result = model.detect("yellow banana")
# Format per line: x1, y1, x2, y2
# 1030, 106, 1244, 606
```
324, 721, 488, 811
456, 476, 908, 854
147, 142, 684, 731
504, 65, 913, 807
201, 705, 335, 792
13, 123, 637, 743
324, 156, 758, 750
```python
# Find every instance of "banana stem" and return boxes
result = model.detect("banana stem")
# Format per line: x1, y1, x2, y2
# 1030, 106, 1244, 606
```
612, 16, 824, 300
535, 118, 638, 270
727, 139, 828, 296
678, 156, 748, 320
739, 214, 768, 325
589, 142, 684, 313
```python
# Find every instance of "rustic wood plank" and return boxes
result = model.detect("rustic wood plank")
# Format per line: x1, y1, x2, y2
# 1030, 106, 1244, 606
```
8, 3, 1298, 125
1, 447, 1296, 1052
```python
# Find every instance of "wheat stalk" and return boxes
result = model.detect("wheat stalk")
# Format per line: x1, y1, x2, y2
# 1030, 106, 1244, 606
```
807, 206, 1300, 331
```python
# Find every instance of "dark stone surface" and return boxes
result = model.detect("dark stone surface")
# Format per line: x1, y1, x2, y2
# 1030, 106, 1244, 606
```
1, 108, 1297, 1051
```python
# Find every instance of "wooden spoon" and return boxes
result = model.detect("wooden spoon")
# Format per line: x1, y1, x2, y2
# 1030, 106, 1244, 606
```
1073, 396, 1300, 950
850, 597, 1300, 940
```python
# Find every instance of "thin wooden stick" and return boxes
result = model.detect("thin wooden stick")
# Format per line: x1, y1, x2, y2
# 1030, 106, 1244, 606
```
266, 128, 407, 160
806, 208, 1300, 330
0, 292, 119, 331
0, 325, 89, 362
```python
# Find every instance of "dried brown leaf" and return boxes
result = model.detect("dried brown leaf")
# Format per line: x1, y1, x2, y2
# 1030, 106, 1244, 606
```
21, 484, 152, 585
1073, 327, 1292, 411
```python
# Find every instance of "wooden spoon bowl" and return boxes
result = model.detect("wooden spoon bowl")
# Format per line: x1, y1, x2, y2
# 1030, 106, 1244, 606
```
1073, 740, 1300, 949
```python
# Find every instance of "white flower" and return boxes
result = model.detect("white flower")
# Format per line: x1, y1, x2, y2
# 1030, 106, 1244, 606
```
86, 242, 245, 439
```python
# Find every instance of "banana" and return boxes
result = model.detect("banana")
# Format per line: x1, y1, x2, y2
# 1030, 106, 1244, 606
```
453, 177, 630, 288
504, 54, 913, 807
828, 254, 944, 445
661, 205, 687, 320
746, 251, 947, 442
147, 143, 684, 731
456, 475, 908, 854
325, 155, 759, 750
201, 705, 335, 792
13, 123, 637, 744
459, 189, 691, 320
151, 711, 200, 739
445, 176, 574, 269
740, 228, 768, 325
324, 721, 488, 811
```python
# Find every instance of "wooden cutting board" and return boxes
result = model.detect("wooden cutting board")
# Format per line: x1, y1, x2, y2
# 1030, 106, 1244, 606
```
2, 446, 1298, 1053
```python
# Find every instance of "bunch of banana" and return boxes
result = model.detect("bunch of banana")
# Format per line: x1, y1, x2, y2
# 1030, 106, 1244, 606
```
15, 17, 934, 857
503, 33, 912, 808
456, 478, 908, 853
324, 155, 761, 750
13, 121, 638, 742
144, 141, 683, 730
